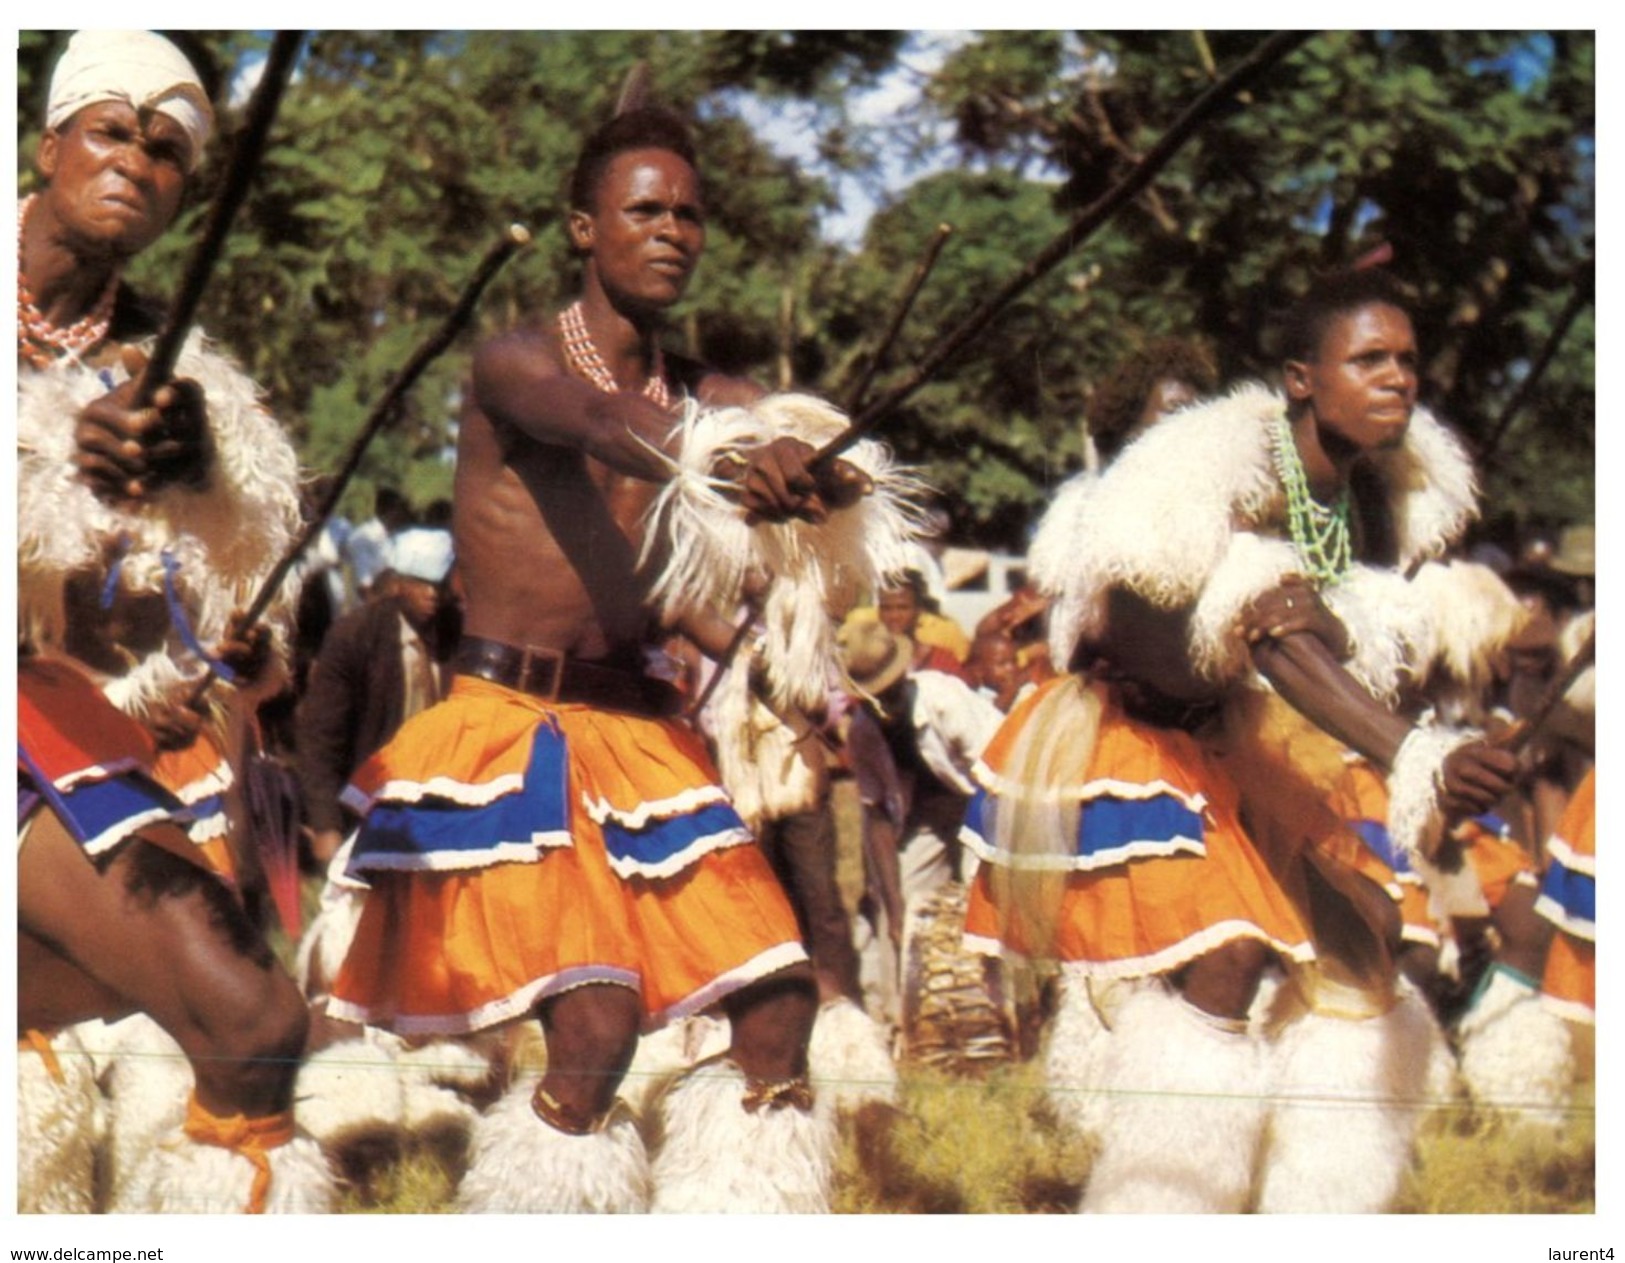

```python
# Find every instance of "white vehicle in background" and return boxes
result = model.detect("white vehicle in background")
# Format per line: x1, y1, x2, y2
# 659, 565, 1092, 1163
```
936, 548, 1028, 634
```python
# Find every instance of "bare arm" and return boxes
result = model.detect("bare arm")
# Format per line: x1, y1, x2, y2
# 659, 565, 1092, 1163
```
474, 332, 868, 521
472, 330, 678, 480
1250, 628, 1518, 819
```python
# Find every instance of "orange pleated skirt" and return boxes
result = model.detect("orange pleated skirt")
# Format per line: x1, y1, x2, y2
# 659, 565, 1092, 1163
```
329, 676, 806, 1036
962, 677, 1315, 979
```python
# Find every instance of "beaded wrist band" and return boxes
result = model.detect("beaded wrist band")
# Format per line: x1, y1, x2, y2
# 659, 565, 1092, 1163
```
531, 1082, 608, 1135
741, 1073, 815, 1114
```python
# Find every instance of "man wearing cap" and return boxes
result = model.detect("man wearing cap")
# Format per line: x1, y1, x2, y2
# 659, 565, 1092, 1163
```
297, 526, 461, 868
17, 31, 326, 1213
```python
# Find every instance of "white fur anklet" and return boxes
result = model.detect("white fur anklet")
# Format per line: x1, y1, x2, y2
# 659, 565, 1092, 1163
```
1456, 966, 1575, 1130
457, 1078, 651, 1213
650, 1058, 835, 1213
1258, 985, 1454, 1212
1043, 972, 1148, 1142
96, 1015, 194, 1209
1080, 986, 1267, 1213
18, 1026, 103, 1213
808, 997, 898, 1112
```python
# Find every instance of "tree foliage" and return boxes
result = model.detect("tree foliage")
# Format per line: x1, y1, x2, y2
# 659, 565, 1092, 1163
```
18, 31, 1592, 546
838, 30, 1593, 546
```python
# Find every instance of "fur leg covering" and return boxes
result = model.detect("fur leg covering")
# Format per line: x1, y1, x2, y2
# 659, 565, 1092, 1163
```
18, 1026, 104, 1214
1044, 973, 1144, 1143
96, 1015, 194, 1209
809, 997, 898, 1112
650, 1059, 836, 1213
457, 1078, 651, 1213
395, 1039, 499, 1155
1257, 986, 1453, 1213
293, 1034, 410, 1179
1456, 966, 1575, 1129
1079, 985, 1267, 1214
292, 843, 366, 1001
111, 1103, 336, 1213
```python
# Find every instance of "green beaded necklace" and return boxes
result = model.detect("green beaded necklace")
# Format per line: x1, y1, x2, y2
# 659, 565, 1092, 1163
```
1271, 413, 1353, 588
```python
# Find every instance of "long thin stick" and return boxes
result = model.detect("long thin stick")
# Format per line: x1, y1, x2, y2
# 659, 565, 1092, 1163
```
134, 31, 305, 406
686, 614, 757, 720
187, 223, 531, 705
843, 223, 954, 415
812, 29, 1316, 466
1497, 627, 1596, 756
1478, 263, 1593, 465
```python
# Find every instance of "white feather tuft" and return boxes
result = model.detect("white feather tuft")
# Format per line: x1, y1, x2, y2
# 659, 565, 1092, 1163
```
641, 393, 930, 711
1407, 561, 1529, 698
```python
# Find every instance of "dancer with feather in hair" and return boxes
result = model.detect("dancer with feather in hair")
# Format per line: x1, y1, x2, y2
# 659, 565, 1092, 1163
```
326, 97, 923, 1212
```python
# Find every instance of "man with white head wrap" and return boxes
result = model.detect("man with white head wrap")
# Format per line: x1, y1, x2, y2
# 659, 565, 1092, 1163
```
17, 30, 330, 1213
44, 28, 215, 172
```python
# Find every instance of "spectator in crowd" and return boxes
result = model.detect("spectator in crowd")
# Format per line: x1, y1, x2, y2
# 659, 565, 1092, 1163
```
297, 526, 459, 867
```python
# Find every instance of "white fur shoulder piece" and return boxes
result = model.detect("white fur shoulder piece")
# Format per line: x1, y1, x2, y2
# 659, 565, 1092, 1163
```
1363, 405, 1478, 570
1040, 382, 1479, 686
18, 331, 304, 713
641, 393, 930, 710
1041, 382, 1282, 668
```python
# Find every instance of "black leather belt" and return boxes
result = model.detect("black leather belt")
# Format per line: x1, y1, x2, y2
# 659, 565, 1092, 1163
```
452, 636, 680, 718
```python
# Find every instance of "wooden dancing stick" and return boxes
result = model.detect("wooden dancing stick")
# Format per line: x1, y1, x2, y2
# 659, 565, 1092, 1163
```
1494, 626, 1596, 757
186, 223, 532, 705
686, 613, 759, 721
842, 223, 954, 415
810, 28, 1316, 467
689, 225, 951, 716
133, 31, 305, 406
1478, 261, 1594, 467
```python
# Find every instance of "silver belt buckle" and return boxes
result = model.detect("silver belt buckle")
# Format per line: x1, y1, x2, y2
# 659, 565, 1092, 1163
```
518, 645, 565, 700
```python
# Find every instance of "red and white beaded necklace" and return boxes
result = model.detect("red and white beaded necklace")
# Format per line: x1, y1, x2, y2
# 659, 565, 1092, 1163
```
17, 195, 121, 369
557, 300, 672, 409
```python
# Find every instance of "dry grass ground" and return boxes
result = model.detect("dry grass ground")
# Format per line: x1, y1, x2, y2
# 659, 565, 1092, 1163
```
319, 1049, 1593, 1214
275, 775, 1594, 1215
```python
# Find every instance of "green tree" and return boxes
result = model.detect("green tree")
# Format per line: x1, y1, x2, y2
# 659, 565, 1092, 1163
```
849, 30, 1593, 545
17, 30, 890, 519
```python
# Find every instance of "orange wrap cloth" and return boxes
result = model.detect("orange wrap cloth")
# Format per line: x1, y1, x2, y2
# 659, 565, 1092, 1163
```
1330, 755, 1537, 949
1537, 769, 1595, 1023
182, 1094, 296, 1215
962, 677, 1315, 979
17, 656, 193, 860
330, 676, 807, 1036
153, 732, 236, 879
